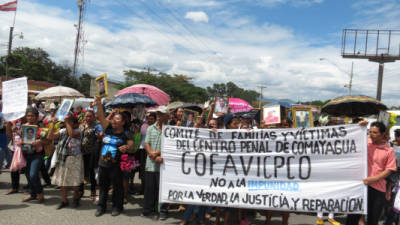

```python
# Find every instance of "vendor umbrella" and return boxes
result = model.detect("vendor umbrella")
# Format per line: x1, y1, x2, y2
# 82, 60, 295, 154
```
321, 95, 387, 117
106, 93, 157, 109
167, 101, 184, 110
167, 101, 202, 114
116, 84, 170, 106
35, 85, 84, 100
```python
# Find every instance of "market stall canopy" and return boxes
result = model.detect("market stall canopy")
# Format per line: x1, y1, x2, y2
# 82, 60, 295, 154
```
105, 93, 157, 109
116, 84, 170, 106
35, 85, 84, 100
321, 95, 387, 117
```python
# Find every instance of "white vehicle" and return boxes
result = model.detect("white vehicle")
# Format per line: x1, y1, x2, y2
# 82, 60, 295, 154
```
363, 110, 400, 141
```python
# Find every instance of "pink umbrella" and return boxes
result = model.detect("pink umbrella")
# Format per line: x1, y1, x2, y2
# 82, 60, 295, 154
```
229, 98, 254, 113
116, 84, 170, 106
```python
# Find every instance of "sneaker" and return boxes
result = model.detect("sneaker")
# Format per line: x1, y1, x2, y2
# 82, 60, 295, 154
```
159, 213, 168, 221
111, 208, 121, 216
328, 218, 341, 225
141, 211, 152, 217
56, 201, 69, 210
316, 219, 324, 225
95, 208, 105, 217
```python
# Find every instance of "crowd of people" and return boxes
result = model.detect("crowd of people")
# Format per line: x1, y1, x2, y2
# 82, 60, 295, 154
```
0, 96, 399, 225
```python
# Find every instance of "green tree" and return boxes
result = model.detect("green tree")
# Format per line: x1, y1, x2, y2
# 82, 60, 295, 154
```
0, 47, 91, 96
207, 82, 259, 104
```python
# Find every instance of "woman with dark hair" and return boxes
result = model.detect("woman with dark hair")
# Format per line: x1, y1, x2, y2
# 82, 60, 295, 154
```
80, 110, 100, 200
48, 116, 83, 209
94, 97, 134, 217
21, 107, 45, 203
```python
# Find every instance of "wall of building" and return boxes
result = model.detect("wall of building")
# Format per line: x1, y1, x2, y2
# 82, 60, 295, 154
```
89, 77, 121, 101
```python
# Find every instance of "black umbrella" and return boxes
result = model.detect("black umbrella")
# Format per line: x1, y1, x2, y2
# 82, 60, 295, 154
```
105, 93, 158, 109
321, 95, 387, 117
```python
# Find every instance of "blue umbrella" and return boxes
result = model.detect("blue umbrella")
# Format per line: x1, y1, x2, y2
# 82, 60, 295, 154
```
263, 100, 294, 109
105, 93, 158, 109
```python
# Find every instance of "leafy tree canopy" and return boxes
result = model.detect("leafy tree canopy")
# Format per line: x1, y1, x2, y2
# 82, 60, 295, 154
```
122, 70, 209, 103
0, 47, 91, 96
206, 82, 259, 105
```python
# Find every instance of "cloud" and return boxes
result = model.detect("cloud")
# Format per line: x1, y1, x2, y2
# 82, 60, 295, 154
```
185, 11, 209, 23
1, 0, 400, 107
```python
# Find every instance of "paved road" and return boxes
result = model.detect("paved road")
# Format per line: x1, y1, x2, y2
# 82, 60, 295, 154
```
0, 169, 350, 225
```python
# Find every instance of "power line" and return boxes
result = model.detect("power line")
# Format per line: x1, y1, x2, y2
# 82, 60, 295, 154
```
113, 0, 197, 57
153, 0, 218, 54
135, 0, 205, 53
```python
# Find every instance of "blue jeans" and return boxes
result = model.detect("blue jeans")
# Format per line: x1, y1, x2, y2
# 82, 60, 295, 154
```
25, 154, 43, 198
183, 205, 206, 222
0, 146, 5, 169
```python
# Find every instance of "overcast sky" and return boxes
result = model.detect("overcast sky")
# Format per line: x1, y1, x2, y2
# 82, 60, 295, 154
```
1, 0, 399, 106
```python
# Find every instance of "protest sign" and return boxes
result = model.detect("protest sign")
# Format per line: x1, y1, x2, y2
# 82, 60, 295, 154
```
160, 124, 367, 214
1, 77, 28, 121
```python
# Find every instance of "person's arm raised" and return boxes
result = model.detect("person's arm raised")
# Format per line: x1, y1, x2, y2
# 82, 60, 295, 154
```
94, 96, 110, 130
64, 116, 80, 139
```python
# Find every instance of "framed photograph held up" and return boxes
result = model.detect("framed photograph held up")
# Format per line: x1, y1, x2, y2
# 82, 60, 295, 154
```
214, 97, 228, 114
292, 107, 314, 128
182, 109, 199, 127
22, 125, 38, 145
378, 111, 391, 128
56, 99, 74, 122
96, 73, 109, 97
262, 105, 281, 125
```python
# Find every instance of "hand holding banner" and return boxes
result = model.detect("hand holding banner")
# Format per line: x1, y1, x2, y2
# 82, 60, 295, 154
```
2, 77, 28, 121
160, 125, 368, 214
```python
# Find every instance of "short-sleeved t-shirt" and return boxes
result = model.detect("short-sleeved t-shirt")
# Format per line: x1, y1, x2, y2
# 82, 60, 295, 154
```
368, 138, 397, 192
145, 122, 162, 172
99, 127, 131, 168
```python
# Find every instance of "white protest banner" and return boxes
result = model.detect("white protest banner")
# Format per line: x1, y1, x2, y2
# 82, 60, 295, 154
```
1, 77, 28, 121
160, 124, 367, 214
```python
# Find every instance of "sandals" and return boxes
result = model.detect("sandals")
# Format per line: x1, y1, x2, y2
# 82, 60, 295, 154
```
22, 196, 36, 202
5, 189, 18, 195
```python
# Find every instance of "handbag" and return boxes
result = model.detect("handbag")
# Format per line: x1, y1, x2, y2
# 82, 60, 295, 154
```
10, 145, 26, 172
393, 181, 400, 213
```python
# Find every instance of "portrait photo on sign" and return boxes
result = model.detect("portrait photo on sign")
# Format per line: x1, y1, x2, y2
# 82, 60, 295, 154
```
56, 99, 74, 122
262, 105, 281, 125
182, 109, 199, 127
378, 111, 391, 128
292, 107, 314, 128
22, 125, 38, 144
214, 97, 228, 113
96, 74, 108, 97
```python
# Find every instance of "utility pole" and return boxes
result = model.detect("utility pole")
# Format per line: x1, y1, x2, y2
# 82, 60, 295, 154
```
345, 61, 354, 96
72, 0, 88, 77
144, 66, 157, 75
5, 27, 13, 80
376, 62, 384, 101
257, 85, 266, 109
